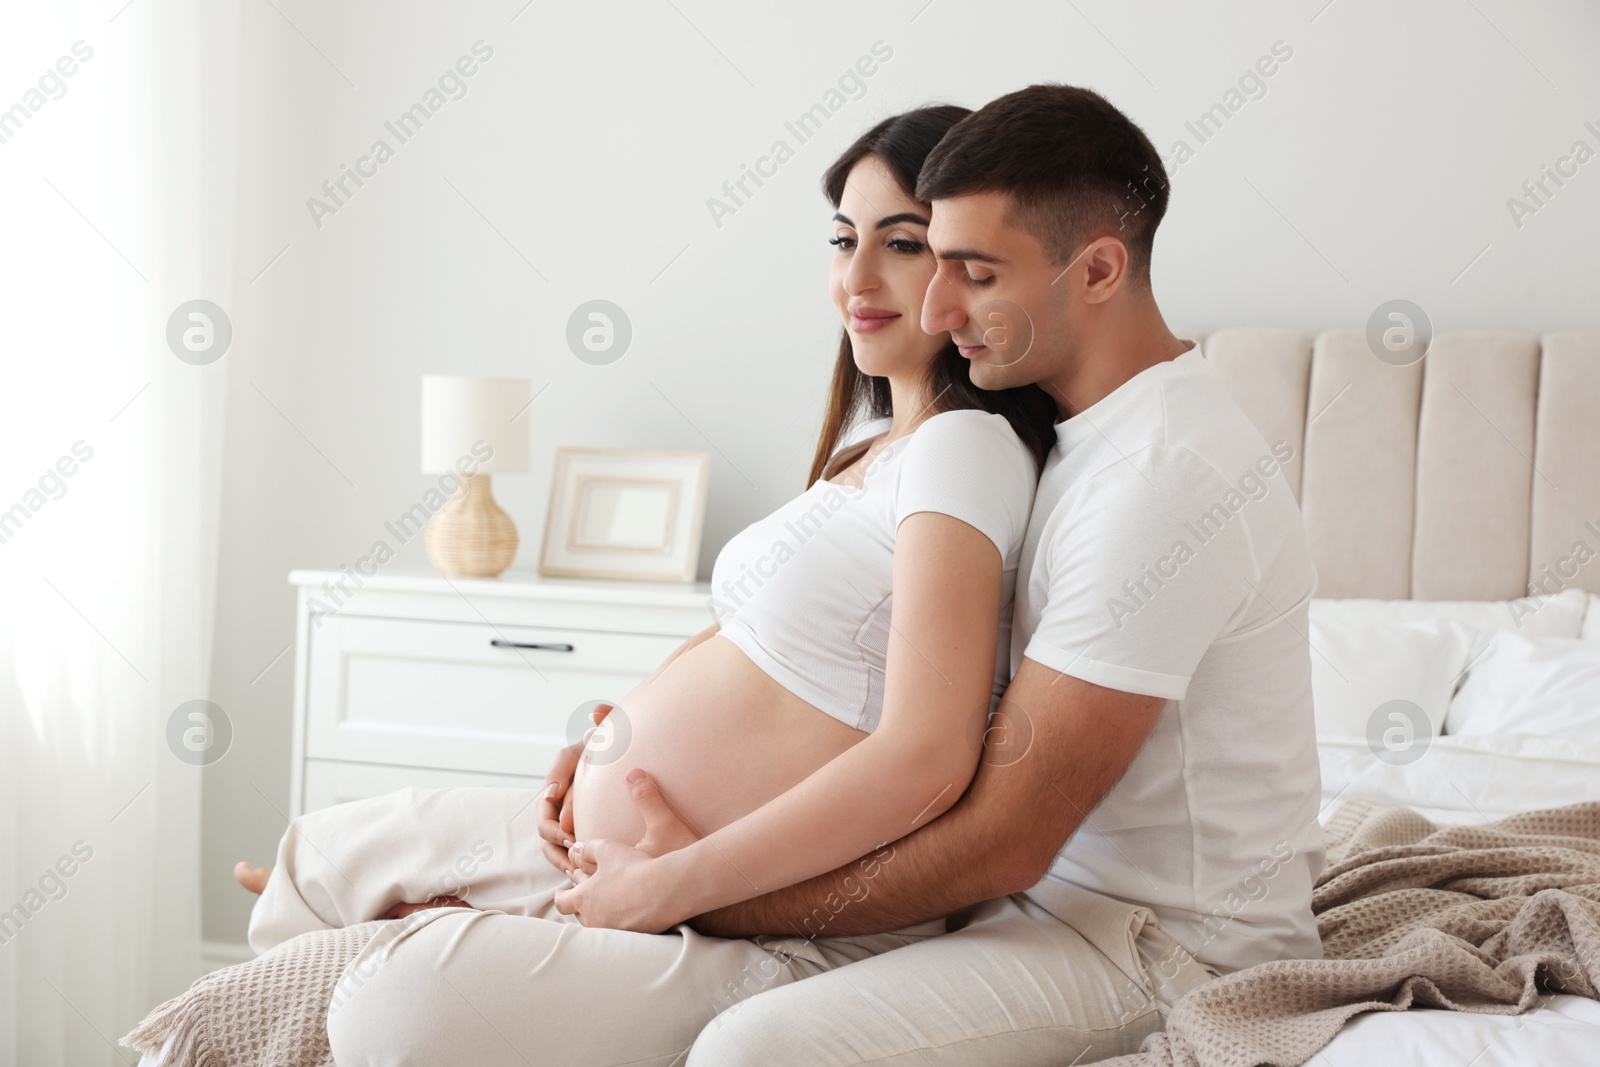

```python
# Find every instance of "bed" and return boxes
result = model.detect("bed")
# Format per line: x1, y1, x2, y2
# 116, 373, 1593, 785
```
1316, 725, 1600, 1066
136, 327, 1600, 1066
1202, 326, 1600, 1065
1313, 728, 1600, 1066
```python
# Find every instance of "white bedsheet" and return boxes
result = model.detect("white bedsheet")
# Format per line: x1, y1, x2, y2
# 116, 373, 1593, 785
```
1317, 995, 1600, 1067
1315, 732, 1600, 1065
1318, 732, 1600, 824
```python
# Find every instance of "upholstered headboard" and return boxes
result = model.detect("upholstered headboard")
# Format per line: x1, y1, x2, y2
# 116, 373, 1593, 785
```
1180, 329, 1600, 601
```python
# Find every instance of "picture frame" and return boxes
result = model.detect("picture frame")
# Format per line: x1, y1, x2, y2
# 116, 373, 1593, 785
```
538, 447, 709, 582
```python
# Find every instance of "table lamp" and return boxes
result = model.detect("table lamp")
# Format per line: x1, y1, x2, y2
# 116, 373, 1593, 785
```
420, 375, 531, 578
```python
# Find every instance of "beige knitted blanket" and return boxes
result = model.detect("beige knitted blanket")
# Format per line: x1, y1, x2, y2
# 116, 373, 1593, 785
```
121, 920, 390, 1067
1106, 799, 1600, 1067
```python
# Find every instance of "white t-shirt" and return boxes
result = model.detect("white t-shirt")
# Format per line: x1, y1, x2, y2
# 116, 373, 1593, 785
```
1013, 346, 1325, 973
711, 409, 1037, 732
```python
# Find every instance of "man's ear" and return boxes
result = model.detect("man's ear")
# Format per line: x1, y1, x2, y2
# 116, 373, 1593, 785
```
1078, 236, 1130, 304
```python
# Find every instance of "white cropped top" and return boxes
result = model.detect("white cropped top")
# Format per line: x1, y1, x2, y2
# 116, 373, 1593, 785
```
709, 409, 1039, 732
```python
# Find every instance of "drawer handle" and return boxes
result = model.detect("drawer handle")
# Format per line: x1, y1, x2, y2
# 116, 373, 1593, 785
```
491, 639, 575, 652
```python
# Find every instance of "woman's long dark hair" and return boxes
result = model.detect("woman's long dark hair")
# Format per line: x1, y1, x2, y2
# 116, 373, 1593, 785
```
806, 105, 1059, 487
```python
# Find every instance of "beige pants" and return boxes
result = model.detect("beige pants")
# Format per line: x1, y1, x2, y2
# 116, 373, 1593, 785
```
254, 787, 1214, 1066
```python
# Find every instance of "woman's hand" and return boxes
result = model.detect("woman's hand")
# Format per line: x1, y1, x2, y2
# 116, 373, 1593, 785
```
554, 769, 706, 931
568, 768, 702, 876
536, 703, 614, 875
553, 842, 685, 932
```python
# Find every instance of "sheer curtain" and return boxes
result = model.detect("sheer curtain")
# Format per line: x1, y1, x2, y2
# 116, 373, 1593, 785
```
0, 2, 236, 1063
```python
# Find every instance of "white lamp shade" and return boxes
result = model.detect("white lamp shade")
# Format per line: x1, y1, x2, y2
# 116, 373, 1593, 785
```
420, 375, 531, 473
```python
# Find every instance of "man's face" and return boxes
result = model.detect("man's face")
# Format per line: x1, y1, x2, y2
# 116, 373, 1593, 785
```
920, 191, 1072, 394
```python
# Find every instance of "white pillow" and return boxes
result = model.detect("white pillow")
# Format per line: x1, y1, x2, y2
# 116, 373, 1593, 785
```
1312, 589, 1588, 660
1445, 632, 1600, 738
1305, 590, 1589, 742
1584, 594, 1600, 642
1307, 611, 1472, 739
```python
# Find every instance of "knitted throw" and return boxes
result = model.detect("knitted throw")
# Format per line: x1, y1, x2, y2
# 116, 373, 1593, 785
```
1105, 799, 1600, 1067
121, 920, 389, 1067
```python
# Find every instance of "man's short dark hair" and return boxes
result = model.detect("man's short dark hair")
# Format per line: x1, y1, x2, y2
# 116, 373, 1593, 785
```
917, 84, 1169, 287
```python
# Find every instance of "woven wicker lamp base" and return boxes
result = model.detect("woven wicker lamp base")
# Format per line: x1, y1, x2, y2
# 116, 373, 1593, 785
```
425, 474, 519, 578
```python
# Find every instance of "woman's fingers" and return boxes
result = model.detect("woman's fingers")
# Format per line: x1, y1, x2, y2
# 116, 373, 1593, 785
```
536, 782, 572, 846
572, 838, 599, 875
569, 838, 619, 876
537, 757, 576, 824
536, 761, 579, 875
541, 838, 574, 877
553, 883, 580, 916
559, 789, 576, 837
626, 769, 701, 854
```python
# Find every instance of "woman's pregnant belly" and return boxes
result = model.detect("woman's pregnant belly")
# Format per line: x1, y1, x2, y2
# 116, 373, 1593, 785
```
571, 633, 868, 847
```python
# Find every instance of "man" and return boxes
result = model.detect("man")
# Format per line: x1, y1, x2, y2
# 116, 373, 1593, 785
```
671, 83, 1326, 1063
328, 84, 1323, 1066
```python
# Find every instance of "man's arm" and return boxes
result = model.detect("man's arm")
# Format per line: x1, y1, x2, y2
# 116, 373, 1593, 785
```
689, 658, 1165, 938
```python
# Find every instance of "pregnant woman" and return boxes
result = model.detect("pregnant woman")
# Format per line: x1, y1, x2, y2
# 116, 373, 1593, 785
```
225, 107, 1057, 1063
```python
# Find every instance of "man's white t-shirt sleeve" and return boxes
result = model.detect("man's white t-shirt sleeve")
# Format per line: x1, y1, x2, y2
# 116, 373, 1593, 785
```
1024, 446, 1259, 701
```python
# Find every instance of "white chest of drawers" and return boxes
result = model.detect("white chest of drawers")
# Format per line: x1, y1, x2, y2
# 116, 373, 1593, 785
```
287, 569, 712, 816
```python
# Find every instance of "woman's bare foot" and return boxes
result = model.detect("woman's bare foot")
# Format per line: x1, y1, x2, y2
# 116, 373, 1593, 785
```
233, 862, 271, 895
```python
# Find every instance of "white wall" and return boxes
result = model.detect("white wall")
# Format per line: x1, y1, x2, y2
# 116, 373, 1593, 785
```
202, 0, 1600, 941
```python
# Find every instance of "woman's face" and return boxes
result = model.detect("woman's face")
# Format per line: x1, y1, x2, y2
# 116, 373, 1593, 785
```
829, 155, 946, 379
